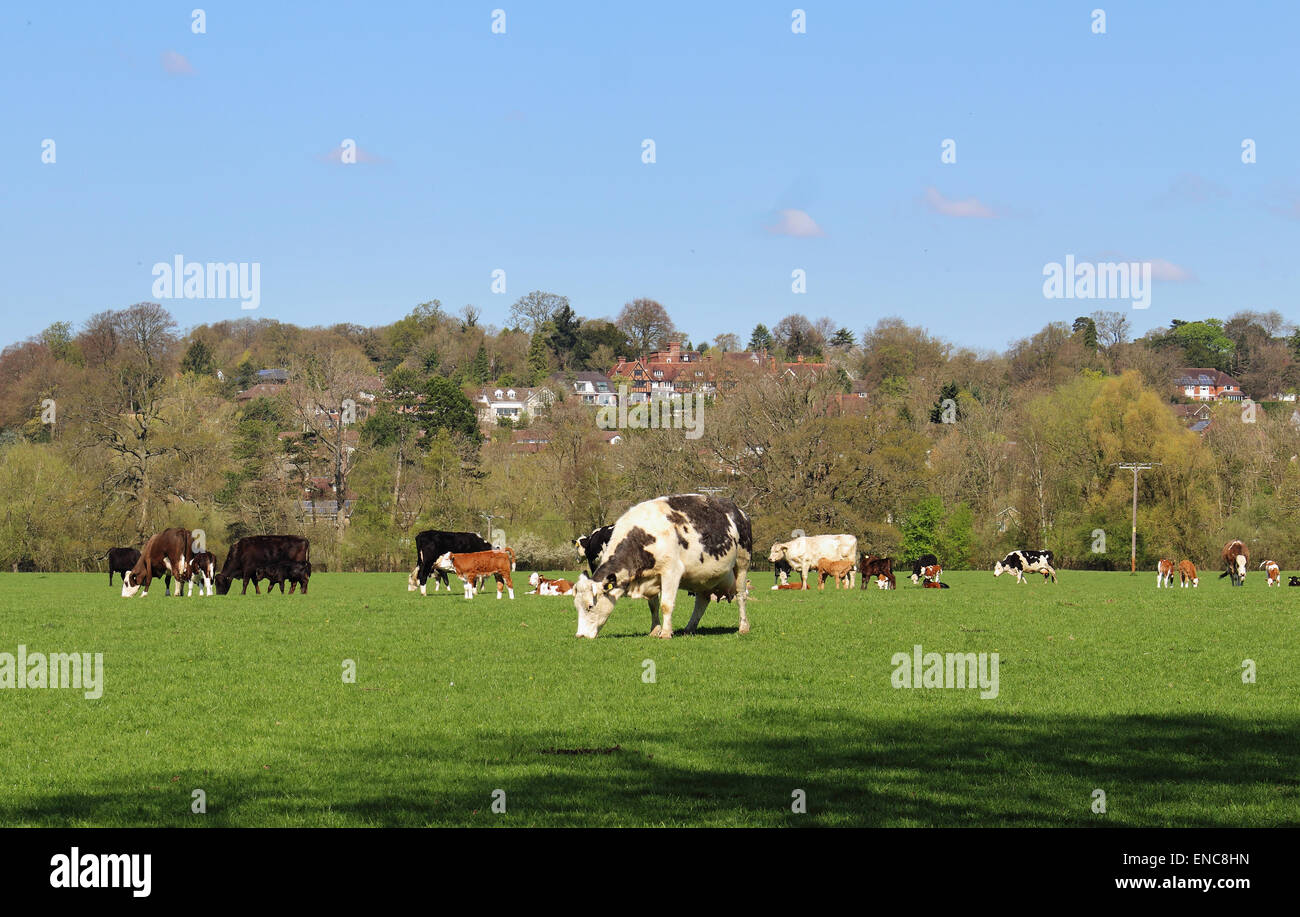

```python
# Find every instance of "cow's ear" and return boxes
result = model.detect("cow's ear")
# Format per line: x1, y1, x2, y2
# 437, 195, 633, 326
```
603, 575, 618, 593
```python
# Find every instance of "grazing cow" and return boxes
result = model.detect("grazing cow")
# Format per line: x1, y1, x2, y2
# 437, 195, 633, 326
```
1260, 560, 1280, 587
575, 524, 616, 576
918, 563, 943, 585
769, 534, 858, 591
435, 550, 515, 599
409, 530, 493, 595
574, 494, 751, 639
817, 558, 854, 590
993, 550, 1057, 584
1179, 560, 1199, 588
1156, 558, 1175, 589
185, 550, 219, 597
1289, 576, 1300, 587
858, 555, 892, 590
1219, 540, 1248, 587
215, 535, 310, 595
106, 547, 141, 586
907, 554, 940, 585
122, 528, 192, 598
876, 572, 896, 589
528, 572, 574, 595
923, 580, 951, 589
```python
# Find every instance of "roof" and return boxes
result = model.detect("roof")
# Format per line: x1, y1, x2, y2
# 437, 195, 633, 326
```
1176, 368, 1239, 388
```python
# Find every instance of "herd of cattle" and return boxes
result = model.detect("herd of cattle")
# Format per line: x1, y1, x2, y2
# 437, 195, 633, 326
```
104, 497, 1279, 638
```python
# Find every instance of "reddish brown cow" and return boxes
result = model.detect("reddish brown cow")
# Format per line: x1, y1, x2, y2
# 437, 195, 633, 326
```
122, 528, 192, 598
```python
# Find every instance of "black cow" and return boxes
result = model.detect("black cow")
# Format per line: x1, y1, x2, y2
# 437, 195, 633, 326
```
107, 547, 141, 586
409, 530, 492, 594
574, 524, 615, 576
256, 560, 312, 595
907, 554, 939, 585
215, 535, 310, 595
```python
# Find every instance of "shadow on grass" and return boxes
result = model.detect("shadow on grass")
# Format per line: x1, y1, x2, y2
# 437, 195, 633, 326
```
5, 710, 1298, 827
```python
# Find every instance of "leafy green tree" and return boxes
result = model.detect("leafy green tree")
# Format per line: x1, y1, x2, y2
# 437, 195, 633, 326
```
748, 323, 773, 352
470, 344, 490, 383
423, 376, 480, 442
831, 327, 856, 349
181, 339, 216, 376
900, 495, 944, 561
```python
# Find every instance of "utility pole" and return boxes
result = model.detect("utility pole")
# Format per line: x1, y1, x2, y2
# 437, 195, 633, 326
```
1113, 462, 1160, 573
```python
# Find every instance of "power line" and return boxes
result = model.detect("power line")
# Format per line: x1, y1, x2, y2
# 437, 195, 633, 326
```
1112, 462, 1161, 574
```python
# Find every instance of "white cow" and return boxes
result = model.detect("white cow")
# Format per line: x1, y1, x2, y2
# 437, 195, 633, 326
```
573, 494, 752, 639
769, 534, 858, 590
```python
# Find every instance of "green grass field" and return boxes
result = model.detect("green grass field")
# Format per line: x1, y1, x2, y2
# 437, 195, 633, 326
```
0, 570, 1296, 826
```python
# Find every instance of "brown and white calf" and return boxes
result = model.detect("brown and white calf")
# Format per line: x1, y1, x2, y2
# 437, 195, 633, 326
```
1178, 559, 1199, 588
918, 563, 943, 585
1156, 558, 1175, 589
527, 572, 574, 595
574, 494, 751, 639
817, 558, 854, 590
858, 554, 892, 590
876, 571, 896, 589
435, 550, 515, 599
1260, 560, 1280, 587
769, 534, 858, 590
122, 528, 192, 598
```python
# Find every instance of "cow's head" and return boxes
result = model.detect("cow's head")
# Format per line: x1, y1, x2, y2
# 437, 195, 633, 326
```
214, 573, 232, 595
573, 572, 621, 638
407, 567, 420, 592
993, 561, 1006, 577
121, 571, 141, 598
433, 551, 455, 571
528, 572, 541, 589
1236, 554, 1248, 580
768, 542, 790, 564
573, 537, 587, 558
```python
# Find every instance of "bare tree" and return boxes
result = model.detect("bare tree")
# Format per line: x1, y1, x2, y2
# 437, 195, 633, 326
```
284, 336, 376, 541
616, 298, 676, 355
509, 291, 569, 335
1092, 310, 1131, 349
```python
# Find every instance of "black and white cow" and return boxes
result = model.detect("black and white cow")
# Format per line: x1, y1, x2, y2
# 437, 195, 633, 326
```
993, 550, 1057, 583
408, 530, 493, 595
907, 553, 939, 585
574, 524, 615, 575
573, 494, 752, 639
186, 550, 219, 596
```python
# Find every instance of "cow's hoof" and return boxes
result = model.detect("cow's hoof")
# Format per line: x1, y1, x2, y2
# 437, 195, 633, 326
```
649, 625, 662, 637
738, 622, 750, 635
657, 629, 673, 640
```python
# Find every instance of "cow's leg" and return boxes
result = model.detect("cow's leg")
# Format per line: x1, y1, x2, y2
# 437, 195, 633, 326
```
647, 594, 663, 637
735, 561, 751, 634
682, 591, 711, 634
495, 573, 504, 599
656, 567, 685, 638
504, 571, 514, 600
800, 563, 810, 590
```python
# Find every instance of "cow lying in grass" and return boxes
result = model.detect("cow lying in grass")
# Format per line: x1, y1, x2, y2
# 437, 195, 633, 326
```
527, 572, 573, 595
917, 563, 943, 585
435, 550, 515, 599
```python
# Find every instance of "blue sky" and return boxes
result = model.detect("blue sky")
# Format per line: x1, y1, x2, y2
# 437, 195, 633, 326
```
4, 1, 1300, 351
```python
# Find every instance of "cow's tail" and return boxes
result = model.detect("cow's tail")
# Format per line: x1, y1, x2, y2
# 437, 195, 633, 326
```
504, 546, 516, 571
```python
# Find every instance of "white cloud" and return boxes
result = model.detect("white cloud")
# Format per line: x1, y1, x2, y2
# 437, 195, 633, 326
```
766, 209, 825, 237
923, 186, 996, 219
160, 51, 194, 76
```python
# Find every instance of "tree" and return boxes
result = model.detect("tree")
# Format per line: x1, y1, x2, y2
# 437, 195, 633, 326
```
616, 298, 675, 355
772, 314, 824, 359
830, 327, 856, 350
1072, 316, 1098, 350
470, 343, 490, 383
509, 291, 569, 335
423, 376, 481, 442
748, 324, 773, 352
713, 333, 740, 353
181, 339, 216, 376
527, 324, 555, 385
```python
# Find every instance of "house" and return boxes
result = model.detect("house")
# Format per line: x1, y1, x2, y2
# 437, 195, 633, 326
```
1172, 402, 1214, 434
508, 426, 622, 453
476, 386, 555, 425
1176, 368, 1244, 402
556, 371, 618, 408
